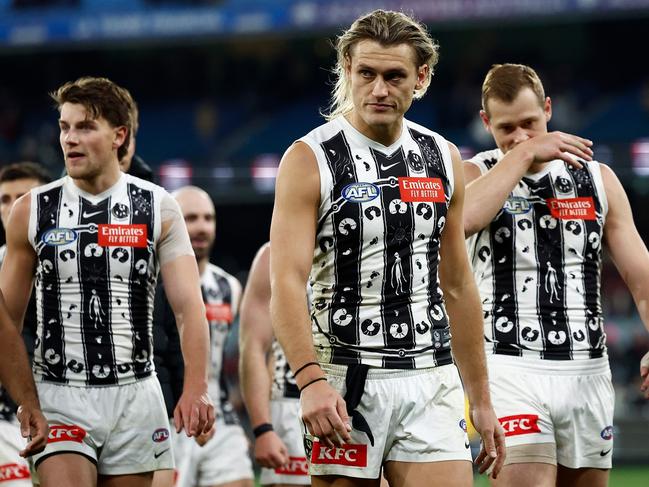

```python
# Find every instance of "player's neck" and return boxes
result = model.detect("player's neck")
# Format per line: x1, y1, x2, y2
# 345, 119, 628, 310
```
72, 164, 123, 195
197, 257, 209, 276
346, 113, 403, 147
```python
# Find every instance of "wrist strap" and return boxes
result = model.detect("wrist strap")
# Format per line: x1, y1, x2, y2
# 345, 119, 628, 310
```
253, 423, 274, 438
299, 377, 327, 393
293, 361, 321, 378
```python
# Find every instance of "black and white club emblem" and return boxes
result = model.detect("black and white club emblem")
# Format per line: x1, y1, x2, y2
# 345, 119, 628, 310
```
112, 203, 129, 219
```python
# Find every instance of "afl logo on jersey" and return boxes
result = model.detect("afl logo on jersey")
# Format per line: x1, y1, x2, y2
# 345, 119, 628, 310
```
503, 197, 531, 215
342, 182, 380, 203
152, 428, 169, 443
42, 228, 78, 246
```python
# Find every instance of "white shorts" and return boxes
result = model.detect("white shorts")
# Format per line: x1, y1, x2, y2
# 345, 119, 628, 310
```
488, 357, 614, 469
303, 364, 471, 479
33, 377, 174, 475
0, 420, 32, 486
260, 399, 309, 485
175, 419, 253, 487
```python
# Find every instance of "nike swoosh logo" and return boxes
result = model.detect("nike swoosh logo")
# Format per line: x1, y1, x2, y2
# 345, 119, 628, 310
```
154, 449, 169, 459
600, 449, 611, 456
380, 161, 402, 171
464, 441, 470, 449
82, 210, 102, 218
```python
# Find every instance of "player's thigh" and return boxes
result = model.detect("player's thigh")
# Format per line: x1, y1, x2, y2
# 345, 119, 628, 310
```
489, 462, 556, 487
98, 472, 154, 487
151, 469, 174, 487
37, 452, 98, 487
311, 475, 381, 487
556, 465, 609, 487
383, 460, 472, 487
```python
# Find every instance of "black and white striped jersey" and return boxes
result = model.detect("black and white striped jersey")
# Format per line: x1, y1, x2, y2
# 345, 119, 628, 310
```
29, 174, 170, 386
467, 149, 608, 361
202, 263, 242, 422
270, 339, 299, 400
302, 116, 455, 369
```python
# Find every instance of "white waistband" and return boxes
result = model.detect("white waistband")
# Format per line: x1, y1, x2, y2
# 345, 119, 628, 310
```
487, 354, 610, 376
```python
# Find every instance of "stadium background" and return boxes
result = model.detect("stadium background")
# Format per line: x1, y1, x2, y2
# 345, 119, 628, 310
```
0, 0, 647, 484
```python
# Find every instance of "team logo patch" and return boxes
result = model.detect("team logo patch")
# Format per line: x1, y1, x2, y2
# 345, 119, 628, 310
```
342, 182, 380, 203
398, 177, 445, 203
275, 457, 309, 475
205, 303, 233, 323
499, 414, 541, 437
112, 203, 129, 219
98, 224, 148, 247
0, 463, 30, 481
152, 428, 169, 443
42, 228, 78, 246
600, 426, 613, 440
546, 197, 596, 220
48, 424, 87, 444
406, 150, 425, 172
310, 442, 367, 467
503, 196, 531, 215
555, 176, 573, 194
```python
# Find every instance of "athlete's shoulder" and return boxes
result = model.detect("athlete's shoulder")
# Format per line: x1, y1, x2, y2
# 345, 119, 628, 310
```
32, 176, 65, 196
466, 148, 502, 167
123, 173, 166, 193
207, 262, 240, 286
403, 118, 445, 141
300, 117, 346, 145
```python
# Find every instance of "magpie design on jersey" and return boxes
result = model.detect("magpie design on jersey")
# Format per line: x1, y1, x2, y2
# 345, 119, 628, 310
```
303, 116, 454, 369
467, 149, 608, 360
202, 263, 241, 424
29, 174, 164, 386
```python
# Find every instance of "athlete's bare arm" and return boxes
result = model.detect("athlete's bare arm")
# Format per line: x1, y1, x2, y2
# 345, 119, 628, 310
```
239, 242, 290, 468
463, 132, 593, 237
159, 241, 214, 437
441, 143, 505, 478
0, 194, 48, 456
270, 141, 351, 449
600, 164, 649, 399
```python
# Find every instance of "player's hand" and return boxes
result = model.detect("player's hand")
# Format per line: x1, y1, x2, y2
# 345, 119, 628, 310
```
515, 131, 593, 169
254, 430, 290, 469
300, 379, 352, 449
640, 351, 649, 399
194, 423, 216, 447
471, 405, 506, 479
16, 404, 48, 457
174, 386, 215, 437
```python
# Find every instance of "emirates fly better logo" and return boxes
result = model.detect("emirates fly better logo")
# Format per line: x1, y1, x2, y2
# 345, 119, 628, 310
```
98, 224, 148, 247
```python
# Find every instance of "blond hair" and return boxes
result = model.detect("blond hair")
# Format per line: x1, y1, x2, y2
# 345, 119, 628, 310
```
324, 9, 439, 121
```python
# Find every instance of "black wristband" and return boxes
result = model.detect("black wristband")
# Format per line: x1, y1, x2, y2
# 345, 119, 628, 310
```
293, 361, 321, 378
299, 377, 327, 393
253, 423, 274, 438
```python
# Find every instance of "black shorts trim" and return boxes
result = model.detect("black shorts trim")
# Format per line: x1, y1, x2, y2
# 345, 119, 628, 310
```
35, 450, 97, 470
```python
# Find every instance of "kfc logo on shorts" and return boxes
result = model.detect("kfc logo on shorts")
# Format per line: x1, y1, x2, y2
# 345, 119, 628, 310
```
48, 424, 87, 443
499, 414, 541, 437
310, 442, 367, 467
275, 457, 309, 476
600, 426, 614, 440
98, 224, 148, 247
152, 428, 169, 443
398, 177, 445, 203
0, 463, 30, 481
